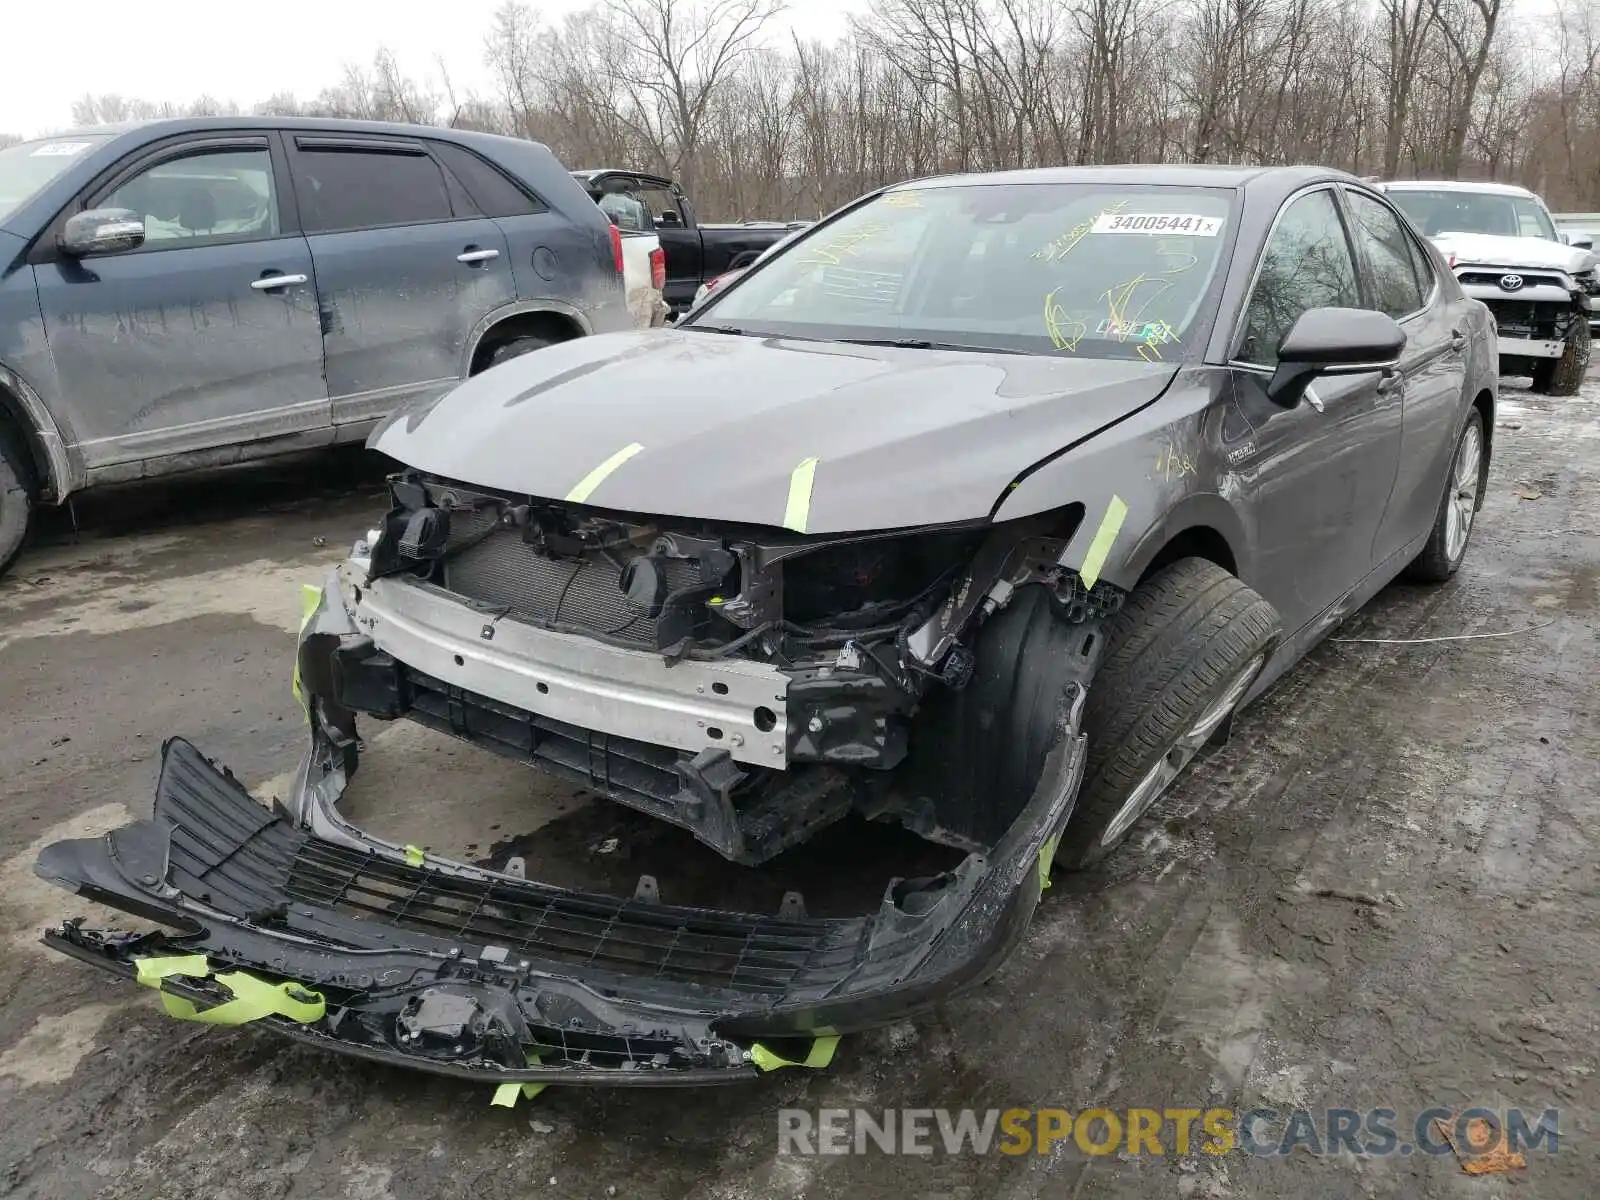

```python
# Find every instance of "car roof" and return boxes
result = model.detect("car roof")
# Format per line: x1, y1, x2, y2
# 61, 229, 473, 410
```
886, 164, 1353, 192
1381, 179, 1538, 199
34, 116, 544, 151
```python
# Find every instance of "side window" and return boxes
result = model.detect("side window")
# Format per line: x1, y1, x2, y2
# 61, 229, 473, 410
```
1512, 197, 1558, 241
101, 148, 279, 244
1239, 189, 1361, 366
1404, 228, 1436, 297
293, 147, 453, 234
1345, 191, 1426, 319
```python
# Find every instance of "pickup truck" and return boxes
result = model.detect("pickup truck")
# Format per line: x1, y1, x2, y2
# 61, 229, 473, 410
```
571, 169, 804, 312
1383, 179, 1597, 393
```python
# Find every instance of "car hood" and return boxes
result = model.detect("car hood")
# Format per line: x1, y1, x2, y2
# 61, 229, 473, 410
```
1430, 232, 1594, 273
369, 329, 1177, 534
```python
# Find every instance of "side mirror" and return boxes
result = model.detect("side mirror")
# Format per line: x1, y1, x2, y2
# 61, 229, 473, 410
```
60, 208, 145, 257
1562, 230, 1594, 250
1265, 307, 1405, 408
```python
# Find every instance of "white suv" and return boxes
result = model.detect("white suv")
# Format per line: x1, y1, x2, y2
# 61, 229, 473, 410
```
1382, 180, 1596, 394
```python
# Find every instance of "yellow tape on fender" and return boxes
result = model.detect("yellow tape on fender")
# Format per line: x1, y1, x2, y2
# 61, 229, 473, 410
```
1078, 495, 1128, 589
135, 956, 325, 1026
290, 583, 323, 709
783, 456, 820, 533
749, 1034, 840, 1072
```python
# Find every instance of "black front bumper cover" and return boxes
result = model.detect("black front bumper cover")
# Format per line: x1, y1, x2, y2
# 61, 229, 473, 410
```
35, 714, 1083, 1086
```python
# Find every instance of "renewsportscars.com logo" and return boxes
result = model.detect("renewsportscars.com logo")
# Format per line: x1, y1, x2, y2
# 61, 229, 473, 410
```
777, 1106, 1561, 1159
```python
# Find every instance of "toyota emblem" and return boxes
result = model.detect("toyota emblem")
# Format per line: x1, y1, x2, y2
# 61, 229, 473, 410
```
1499, 273, 1525, 291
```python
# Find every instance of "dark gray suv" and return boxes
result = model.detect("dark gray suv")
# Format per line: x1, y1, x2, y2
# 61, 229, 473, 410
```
0, 118, 632, 575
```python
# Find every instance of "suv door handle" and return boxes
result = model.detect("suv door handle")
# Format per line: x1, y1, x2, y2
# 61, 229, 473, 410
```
1449, 329, 1467, 353
1376, 368, 1405, 395
251, 273, 308, 291
457, 248, 500, 264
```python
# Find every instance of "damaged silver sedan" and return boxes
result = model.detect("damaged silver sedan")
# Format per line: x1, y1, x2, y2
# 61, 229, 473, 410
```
37, 165, 1497, 1087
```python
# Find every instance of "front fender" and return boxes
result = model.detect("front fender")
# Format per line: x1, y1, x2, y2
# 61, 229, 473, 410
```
992, 375, 1251, 592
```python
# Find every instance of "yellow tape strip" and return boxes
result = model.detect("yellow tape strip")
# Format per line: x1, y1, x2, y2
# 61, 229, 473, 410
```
135, 957, 325, 1026
490, 1052, 548, 1107
749, 1034, 840, 1072
403, 845, 425, 867
782, 456, 820, 533
1037, 834, 1060, 896
291, 583, 323, 708
1078, 495, 1128, 589
565, 442, 645, 505
134, 954, 211, 986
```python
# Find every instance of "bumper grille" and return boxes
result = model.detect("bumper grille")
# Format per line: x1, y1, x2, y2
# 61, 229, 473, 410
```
283, 840, 858, 994
441, 509, 697, 647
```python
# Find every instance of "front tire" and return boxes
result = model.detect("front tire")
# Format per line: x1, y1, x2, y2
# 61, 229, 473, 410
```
0, 424, 32, 579
1531, 317, 1590, 396
1405, 407, 1484, 583
1056, 558, 1280, 871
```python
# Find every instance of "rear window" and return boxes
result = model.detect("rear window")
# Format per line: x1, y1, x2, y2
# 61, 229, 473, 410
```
0, 136, 111, 225
694, 183, 1237, 360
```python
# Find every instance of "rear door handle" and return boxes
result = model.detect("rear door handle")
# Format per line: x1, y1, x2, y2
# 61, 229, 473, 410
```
251, 273, 308, 291
1450, 329, 1467, 353
457, 248, 500, 264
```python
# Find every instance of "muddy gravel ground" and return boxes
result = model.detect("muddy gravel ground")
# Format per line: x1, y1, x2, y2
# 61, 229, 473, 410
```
0, 373, 1596, 1200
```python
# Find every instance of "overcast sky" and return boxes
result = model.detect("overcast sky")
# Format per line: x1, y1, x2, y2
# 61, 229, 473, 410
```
1, 0, 864, 138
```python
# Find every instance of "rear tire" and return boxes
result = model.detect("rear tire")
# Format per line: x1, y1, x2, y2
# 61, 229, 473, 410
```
1404, 407, 1484, 583
481, 334, 556, 372
0, 423, 33, 579
1056, 558, 1279, 871
1531, 317, 1590, 396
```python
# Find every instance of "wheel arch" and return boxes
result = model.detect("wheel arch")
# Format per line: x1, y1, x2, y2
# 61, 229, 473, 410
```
1119, 493, 1251, 588
0, 365, 77, 503
462, 301, 590, 377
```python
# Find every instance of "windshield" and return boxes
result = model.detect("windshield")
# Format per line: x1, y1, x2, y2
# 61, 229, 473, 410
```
0, 136, 110, 225
1389, 189, 1559, 242
691, 183, 1236, 360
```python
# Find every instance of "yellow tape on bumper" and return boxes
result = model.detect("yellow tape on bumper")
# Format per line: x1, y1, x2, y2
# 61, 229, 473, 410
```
135, 956, 325, 1026
749, 1034, 840, 1072
565, 442, 645, 505
1037, 834, 1059, 896
1078, 496, 1128, 589
490, 1052, 548, 1107
290, 583, 323, 709
782, 456, 820, 533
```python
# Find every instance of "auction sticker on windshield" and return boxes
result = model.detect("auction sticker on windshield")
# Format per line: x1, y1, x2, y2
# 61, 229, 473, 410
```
1093, 213, 1223, 236
29, 142, 94, 157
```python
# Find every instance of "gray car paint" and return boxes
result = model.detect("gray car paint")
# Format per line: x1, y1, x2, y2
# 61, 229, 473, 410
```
0, 118, 630, 504
380, 166, 1497, 691
366, 327, 1180, 533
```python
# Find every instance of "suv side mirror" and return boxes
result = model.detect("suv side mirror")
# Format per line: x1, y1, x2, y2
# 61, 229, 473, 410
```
1560, 230, 1595, 250
1266, 307, 1405, 408
60, 208, 145, 257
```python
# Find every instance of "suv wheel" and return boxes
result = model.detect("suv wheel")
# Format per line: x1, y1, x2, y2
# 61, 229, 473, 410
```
1532, 316, 1591, 396
0, 424, 33, 579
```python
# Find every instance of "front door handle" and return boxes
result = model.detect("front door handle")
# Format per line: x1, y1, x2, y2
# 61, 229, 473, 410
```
1376, 368, 1405, 395
251, 273, 308, 291
457, 248, 500, 264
